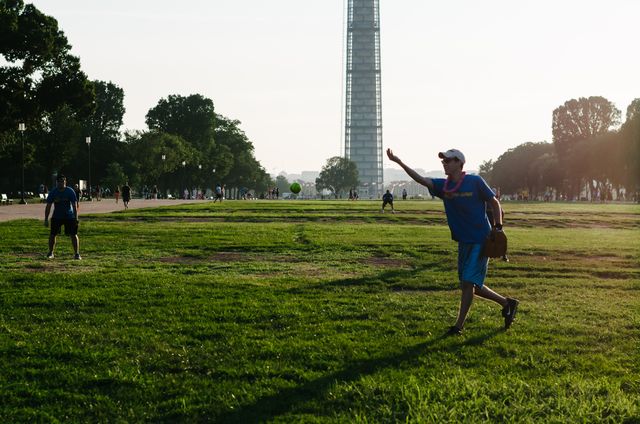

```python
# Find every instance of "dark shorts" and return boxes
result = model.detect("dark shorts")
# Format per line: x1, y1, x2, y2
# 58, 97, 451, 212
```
50, 218, 78, 236
382, 200, 393, 207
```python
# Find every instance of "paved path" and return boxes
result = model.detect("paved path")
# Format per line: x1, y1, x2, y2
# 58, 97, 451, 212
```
0, 198, 206, 223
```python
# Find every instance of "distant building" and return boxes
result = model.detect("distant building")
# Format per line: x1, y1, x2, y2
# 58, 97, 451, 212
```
344, 0, 383, 198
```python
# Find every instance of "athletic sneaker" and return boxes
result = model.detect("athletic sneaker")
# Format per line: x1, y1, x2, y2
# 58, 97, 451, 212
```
446, 325, 463, 336
46, 252, 54, 259
502, 298, 519, 329
74, 253, 82, 260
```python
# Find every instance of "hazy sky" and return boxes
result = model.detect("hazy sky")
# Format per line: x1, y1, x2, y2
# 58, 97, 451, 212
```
29, 0, 640, 174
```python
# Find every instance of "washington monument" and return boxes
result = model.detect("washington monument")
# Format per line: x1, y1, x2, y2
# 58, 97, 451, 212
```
343, 0, 383, 197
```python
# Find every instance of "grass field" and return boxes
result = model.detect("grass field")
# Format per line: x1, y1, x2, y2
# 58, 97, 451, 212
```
1, 200, 639, 422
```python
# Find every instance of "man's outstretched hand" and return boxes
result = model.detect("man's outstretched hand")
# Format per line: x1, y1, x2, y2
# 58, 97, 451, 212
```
386, 148, 399, 163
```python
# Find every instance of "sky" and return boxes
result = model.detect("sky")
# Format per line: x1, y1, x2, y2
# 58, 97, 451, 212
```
28, 0, 640, 174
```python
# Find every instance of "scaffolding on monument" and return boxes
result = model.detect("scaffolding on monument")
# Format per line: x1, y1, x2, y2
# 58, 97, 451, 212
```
343, 0, 383, 197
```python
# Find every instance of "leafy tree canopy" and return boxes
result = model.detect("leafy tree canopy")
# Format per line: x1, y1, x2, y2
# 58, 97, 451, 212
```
145, 94, 215, 152
275, 175, 290, 193
0, 0, 94, 132
86, 80, 125, 144
490, 142, 554, 195
552, 96, 620, 158
315, 156, 359, 198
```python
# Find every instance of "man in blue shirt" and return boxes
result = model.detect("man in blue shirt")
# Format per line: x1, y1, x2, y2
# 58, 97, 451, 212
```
44, 175, 81, 260
386, 148, 518, 334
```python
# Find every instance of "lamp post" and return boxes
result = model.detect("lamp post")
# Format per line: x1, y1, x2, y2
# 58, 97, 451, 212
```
18, 123, 26, 204
198, 164, 202, 199
161, 154, 166, 198
182, 161, 186, 199
86, 137, 92, 200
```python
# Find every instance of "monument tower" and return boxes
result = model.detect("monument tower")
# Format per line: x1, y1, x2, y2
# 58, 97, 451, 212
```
344, 0, 383, 197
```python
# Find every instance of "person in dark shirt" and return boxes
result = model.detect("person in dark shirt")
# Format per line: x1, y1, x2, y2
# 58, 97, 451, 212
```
44, 175, 81, 259
121, 182, 131, 210
381, 190, 395, 213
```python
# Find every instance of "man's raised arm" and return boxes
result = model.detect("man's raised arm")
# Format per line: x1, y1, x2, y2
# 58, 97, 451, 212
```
386, 148, 434, 190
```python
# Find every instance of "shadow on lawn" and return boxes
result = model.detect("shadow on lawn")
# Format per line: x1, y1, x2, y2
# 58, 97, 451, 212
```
214, 328, 502, 423
291, 263, 454, 293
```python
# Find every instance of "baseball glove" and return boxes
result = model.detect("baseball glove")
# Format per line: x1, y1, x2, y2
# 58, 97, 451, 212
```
483, 228, 508, 258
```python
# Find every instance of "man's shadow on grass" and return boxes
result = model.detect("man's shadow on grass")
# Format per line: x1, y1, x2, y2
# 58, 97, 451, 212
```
214, 328, 502, 423
290, 261, 456, 294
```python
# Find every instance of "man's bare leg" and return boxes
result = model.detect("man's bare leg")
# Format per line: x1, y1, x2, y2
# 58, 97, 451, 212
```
474, 285, 508, 307
48, 234, 56, 254
454, 282, 475, 329
70, 235, 79, 255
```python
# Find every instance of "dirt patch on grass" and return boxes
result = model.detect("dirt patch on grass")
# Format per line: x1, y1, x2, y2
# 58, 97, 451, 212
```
361, 256, 412, 268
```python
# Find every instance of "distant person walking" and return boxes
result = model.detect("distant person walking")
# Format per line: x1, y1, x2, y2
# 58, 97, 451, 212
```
381, 190, 395, 213
386, 147, 519, 335
152, 185, 158, 200
44, 175, 81, 260
73, 184, 81, 202
121, 182, 131, 210
402, 188, 407, 200
114, 186, 120, 203
214, 184, 222, 202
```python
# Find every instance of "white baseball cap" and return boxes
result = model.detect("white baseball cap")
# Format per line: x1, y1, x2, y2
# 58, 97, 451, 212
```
438, 149, 466, 164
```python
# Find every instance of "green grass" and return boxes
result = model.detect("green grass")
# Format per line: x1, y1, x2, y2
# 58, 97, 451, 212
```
1, 200, 639, 423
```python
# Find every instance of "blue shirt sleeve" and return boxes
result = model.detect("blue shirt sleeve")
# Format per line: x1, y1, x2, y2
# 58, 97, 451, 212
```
46, 189, 56, 204
68, 187, 78, 203
429, 178, 446, 199
476, 176, 495, 201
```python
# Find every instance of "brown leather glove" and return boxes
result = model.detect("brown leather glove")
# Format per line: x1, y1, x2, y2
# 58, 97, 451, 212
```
483, 228, 508, 258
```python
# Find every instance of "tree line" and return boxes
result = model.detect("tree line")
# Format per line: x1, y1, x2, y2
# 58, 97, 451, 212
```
480, 96, 640, 202
0, 1, 272, 197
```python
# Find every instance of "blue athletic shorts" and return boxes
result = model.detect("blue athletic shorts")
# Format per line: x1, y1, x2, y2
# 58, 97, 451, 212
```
457, 242, 488, 288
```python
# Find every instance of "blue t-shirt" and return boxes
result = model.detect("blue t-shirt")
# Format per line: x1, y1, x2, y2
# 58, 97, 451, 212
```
429, 174, 495, 243
46, 187, 77, 219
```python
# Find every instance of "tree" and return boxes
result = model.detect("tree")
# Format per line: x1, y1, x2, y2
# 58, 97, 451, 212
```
124, 131, 198, 193
315, 156, 359, 198
80, 80, 125, 184
490, 142, 554, 198
86, 81, 125, 142
552, 97, 621, 158
621, 99, 640, 197
552, 97, 620, 198
145, 94, 227, 190
145, 94, 215, 152
0, 2, 95, 123
478, 159, 494, 184
275, 175, 290, 193
0, 1, 94, 191
213, 114, 262, 193
101, 162, 127, 192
